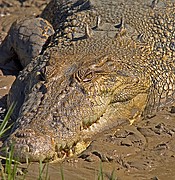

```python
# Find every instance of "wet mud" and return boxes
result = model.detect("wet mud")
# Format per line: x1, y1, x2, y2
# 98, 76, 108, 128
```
1, 1, 175, 179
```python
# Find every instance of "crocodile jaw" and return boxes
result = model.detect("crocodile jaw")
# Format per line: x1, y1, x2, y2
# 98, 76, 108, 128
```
1, 92, 148, 162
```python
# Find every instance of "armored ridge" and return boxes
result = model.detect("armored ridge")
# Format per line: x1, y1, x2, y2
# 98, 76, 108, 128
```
0, 0, 175, 162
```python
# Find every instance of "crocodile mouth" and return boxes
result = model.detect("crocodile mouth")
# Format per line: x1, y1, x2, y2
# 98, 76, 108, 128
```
1, 130, 90, 162
1, 105, 111, 163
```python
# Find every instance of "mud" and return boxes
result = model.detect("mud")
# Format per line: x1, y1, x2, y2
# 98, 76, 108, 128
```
1, 1, 175, 179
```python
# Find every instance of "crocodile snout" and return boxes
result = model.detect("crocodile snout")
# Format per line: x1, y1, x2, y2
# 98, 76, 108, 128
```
2, 128, 56, 162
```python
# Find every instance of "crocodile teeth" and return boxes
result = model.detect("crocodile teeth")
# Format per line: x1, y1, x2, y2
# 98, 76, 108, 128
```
61, 142, 67, 149
21, 145, 30, 153
68, 149, 73, 157
89, 123, 98, 131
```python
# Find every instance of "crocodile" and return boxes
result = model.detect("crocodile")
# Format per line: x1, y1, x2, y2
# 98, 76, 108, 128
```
1, 0, 175, 162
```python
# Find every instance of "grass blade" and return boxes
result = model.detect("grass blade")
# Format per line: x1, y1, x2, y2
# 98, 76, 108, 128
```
60, 165, 64, 180
98, 161, 104, 180
0, 102, 16, 137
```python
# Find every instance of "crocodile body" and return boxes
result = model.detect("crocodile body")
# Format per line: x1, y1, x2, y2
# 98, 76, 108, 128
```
1, 0, 175, 162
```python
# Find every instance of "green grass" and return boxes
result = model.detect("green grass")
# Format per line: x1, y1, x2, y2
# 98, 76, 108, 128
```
98, 161, 104, 180
97, 161, 117, 180
38, 160, 50, 180
0, 103, 15, 137
4, 145, 18, 180
0, 103, 19, 180
60, 165, 64, 180
109, 169, 116, 180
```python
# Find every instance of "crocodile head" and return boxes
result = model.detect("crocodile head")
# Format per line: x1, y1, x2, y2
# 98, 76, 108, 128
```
1, 0, 175, 163
2, 51, 151, 162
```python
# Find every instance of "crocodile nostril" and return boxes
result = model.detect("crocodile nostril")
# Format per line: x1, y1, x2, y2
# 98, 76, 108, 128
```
15, 129, 35, 138
1, 129, 56, 162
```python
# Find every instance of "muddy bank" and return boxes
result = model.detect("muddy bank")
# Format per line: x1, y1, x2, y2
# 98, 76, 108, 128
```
1, 1, 175, 180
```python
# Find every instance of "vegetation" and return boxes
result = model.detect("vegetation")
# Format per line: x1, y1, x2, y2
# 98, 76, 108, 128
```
0, 103, 19, 180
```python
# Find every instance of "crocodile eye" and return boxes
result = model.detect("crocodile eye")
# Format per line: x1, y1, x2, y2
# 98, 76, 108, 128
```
83, 71, 94, 82
74, 70, 94, 82
74, 70, 84, 82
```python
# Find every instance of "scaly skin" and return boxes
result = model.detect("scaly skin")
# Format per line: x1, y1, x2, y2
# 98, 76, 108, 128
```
1, 0, 175, 162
